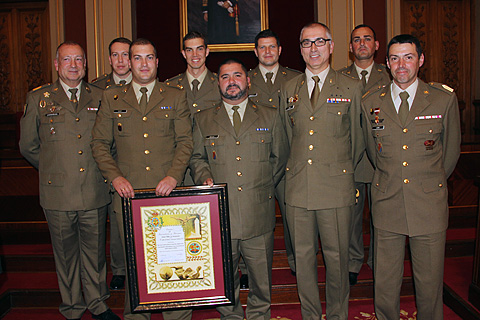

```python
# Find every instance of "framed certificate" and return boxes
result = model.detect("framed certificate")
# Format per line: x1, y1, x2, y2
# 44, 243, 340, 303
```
122, 184, 234, 312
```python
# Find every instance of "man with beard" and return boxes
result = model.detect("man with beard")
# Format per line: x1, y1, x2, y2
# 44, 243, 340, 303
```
92, 37, 132, 89
338, 24, 391, 286
190, 58, 288, 319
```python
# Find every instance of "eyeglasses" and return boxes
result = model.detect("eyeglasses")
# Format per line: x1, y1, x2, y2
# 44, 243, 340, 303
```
300, 38, 331, 48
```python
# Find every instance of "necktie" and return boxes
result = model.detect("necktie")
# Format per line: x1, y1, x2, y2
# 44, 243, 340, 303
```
398, 91, 410, 125
192, 79, 200, 96
119, 80, 127, 85
360, 70, 368, 89
311, 76, 320, 107
232, 106, 241, 136
69, 88, 78, 112
266, 72, 274, 90
139, 87, 148, 113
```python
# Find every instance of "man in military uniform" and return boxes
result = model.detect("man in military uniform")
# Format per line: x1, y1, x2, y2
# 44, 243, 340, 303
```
19, 41, 119, 320
91, 38, 193, 320
91, 37, 132, 291
203, 0, 238, 44
92, 37, 132, 89
190, 58, 288, 319
361, 34, 461, 320
338, 24, 391, 286
248, 28, 300, 278
280, 22, 364, 319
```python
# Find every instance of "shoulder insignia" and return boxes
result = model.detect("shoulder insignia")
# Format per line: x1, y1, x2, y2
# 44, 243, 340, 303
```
210, 76, 215, 81
178, 85, 184, 90
253, 72, 258, 76
363, 85, 386, 99
424, 90, 429, 94
106, 85, 111, 89
33, 83, 51, 92
442, 84, 454, 92
428, 82, 455, 93
85, 85, 91, 92
114, 95, 119, 100
165, 82, 170, 86
43, 91, 50, 98
160, 88, 164, 93
53, 87, 59, 92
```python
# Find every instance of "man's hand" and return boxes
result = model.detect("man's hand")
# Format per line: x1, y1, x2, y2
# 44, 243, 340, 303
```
112, 176, 134, 199
203, 12, 208, 22
203, 178, 214, 187
156, 176, 178, 196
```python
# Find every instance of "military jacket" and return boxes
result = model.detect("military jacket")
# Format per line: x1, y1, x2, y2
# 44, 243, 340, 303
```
19, 80, 110, 211
91, 73, 114, 89
91, 81, 193, 213
361, 80, 461, 236
190, 99, 289, 240
248, 65, 301, 108
280, 69, 364, 210
165, 69, 221, 118
339, 62, 391, 183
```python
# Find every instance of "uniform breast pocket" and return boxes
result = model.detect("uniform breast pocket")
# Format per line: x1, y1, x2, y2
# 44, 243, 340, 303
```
414, 120, 443, 156
154, 109, 175, 136
372, 128, 393, 158
327, 104, 349, 137
114, 111, 132, 137
40, 113, 65, 141
204, 136, 225, 164
251, 132, 272, 162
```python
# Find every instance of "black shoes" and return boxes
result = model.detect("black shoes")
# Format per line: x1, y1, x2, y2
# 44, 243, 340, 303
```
109, 275, 125, 290
240, 274, 249, 289
349, 272, 358, 286
92, 309, 121, 320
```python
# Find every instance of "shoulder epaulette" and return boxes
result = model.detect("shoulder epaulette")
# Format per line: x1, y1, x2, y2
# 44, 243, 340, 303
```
362, 84, 386, 99
284, 67, 302, 74
428, 82, 454, 93
165, 73, 182, 83
91, 73, 108, 83
32, 83, 52, 92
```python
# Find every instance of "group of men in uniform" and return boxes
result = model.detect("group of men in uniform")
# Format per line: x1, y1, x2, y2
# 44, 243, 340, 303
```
19, 20, 461, 320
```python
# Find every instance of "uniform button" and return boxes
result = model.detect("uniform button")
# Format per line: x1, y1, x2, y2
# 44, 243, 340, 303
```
269, 195, 273, 199
261, 139, 265, 143
342, 169, 347, 173
79, 168, 85, 172
376, 183, 379, 186
48, 180, 52, 184
403, 161, 408, 167
50, 119, 53, 123
165, 114, 169, 118
429, 129, 433, 133
236, 141, 240, 145
438, 183, 443, 187
144, 133, 148, 138
237, 186, 243, 191
307, 159, 312, 165
403, 145, 408, 150
237, 171, 242, 176
236, 156, 241, 161
197, 109, 201, 112
143, 116, 147, 121
78, 150, 83, 155
145, 150, 150, 154
404, 179, 409, 184
309, 144, 314, 150
118, 114, 122, 118
211, 142, 215, 146
286, 167, 290, 171
77, 134, 81, 139
309, 116, 314, 121
146, 166, 151, 171
268, 98, 273, 102
75, 118, 80, 122
193, 103, 198, 107
403, 128, 408, 133
337, 111, 342, 115
309, 130, 314, 135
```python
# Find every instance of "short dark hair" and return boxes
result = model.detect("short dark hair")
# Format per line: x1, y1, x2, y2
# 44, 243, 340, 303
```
300, 22, 332, 41
351, 24, 376, 42
182, 31, 207, 49
129, 38, 157, 59
254, 29, 280, 48
218, 58, 248, 76
108, 37, 132, 56
387, 34, 423, 58
56, 41, 85, 60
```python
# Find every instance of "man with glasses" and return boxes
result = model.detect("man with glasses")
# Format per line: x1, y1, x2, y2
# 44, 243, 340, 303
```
280, 22, 364, 319
339, 24, 391, 286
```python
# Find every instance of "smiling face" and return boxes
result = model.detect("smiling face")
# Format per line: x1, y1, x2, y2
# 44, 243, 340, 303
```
182, 37, 209, 73
54, 44, 86, 87
218, 62, 250, 105
129, 44, 158, 85
350, 26, 379, 62
300, 24, 334, 74
387, 42, 424, 90
109, 42, 131, 77
254, 37, 281, 69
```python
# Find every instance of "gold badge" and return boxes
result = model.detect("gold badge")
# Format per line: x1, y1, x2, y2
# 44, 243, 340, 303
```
43, 92, 50, 98
39, 100, 46, 108
114, 95, 118, 100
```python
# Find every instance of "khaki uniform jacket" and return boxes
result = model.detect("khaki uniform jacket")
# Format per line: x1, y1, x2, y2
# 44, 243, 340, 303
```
248, 65, 301, 108
339, 63, 391, 183
91, 81, 193, 213
19, 80, 110, 211
361, 80, 461, 236
280, 69, 364, 210
190, 99, 289, 240
165, 69, 221, 117
91, 73, 114, 89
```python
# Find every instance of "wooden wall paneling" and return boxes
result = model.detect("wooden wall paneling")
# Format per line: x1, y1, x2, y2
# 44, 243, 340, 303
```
0, 10, 14, 115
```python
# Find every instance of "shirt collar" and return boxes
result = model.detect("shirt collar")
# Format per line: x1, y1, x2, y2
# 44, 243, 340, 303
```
353, 61, 374, 81
391, 78, 419, 102
259, 63, 279, 82
186, 68, 208, 90
132, 80, 156, 103
113, 72, 132, 85
305, 65, 330, 85
59, 79, 82, 100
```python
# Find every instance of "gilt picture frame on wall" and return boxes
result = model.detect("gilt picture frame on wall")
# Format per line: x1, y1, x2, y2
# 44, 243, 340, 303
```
180, 0, 269, 52
122, 184, 234, 311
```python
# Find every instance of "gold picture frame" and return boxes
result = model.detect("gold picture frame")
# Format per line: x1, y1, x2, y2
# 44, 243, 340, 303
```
180, 0, 269, 52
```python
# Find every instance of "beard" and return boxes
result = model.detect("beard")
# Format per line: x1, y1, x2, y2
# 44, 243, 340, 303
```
221, 84, 247, 101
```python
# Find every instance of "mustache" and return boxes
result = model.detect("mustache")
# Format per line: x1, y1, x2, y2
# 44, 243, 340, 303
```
226, 84, 240, 90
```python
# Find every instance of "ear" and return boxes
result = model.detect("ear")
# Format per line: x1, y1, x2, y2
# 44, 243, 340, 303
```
329, 40, 334, 54
54, 59, 59, 72
181, 50, 186, 60
349, 43, 353, 53
205, 47, 210, 57
278, 45, 282, 56
375, 40, 380, 51
108, 55, 113, 66
419, 53, 425, 68
156, 58, 159, 68
386, 57, 390, 69
254, 48, 259, 58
